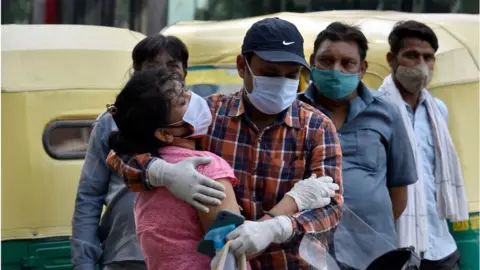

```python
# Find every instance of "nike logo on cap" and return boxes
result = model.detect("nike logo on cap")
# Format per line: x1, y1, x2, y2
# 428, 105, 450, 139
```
283, 41, 295, 45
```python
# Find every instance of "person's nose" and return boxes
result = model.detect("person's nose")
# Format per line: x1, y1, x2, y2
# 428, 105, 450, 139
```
333, 62, 348, 73
333, 62, 343, 72
416, 56, 426, 65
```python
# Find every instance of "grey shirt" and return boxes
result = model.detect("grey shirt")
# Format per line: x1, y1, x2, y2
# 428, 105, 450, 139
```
70, 112, 144, 269
299, 83, 417, 268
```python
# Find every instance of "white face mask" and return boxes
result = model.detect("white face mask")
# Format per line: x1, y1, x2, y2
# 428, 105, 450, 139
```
174, 91, 212, 138
245, 61, 299, 115
395, 63, 433, 93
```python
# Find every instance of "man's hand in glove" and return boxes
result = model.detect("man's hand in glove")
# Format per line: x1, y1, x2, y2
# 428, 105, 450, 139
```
286, 173, 340, 211
146, 157, 226, 213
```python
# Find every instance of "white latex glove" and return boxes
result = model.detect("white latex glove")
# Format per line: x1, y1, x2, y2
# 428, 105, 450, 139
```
227, 216, 293, 256
146, 157, 226, 213
285, 174, 340, 211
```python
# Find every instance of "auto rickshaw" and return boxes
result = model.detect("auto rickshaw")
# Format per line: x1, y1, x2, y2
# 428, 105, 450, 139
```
1, 24, 146, 269
161, 11, 479, 269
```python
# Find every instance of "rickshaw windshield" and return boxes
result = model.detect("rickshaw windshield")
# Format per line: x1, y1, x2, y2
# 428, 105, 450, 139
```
299, 205, 400, 270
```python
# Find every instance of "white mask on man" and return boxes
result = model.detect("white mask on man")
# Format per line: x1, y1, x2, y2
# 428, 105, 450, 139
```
245, 61, 299, 115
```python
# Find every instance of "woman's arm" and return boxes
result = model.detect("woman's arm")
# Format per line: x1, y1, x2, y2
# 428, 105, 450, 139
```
197, 178, 240, 231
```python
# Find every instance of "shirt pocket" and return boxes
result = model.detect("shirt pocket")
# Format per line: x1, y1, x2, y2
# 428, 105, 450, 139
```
417, 128, 436, 166
417, 127, 435, 151
265, 158, 306, 207
289, 159, 307, 181
269, 158, 306, 182
339, 131, 358, 158
355, 129, 386, 171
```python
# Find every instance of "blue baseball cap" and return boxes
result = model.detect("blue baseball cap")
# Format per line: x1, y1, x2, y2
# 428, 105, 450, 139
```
241, 17, 309, 70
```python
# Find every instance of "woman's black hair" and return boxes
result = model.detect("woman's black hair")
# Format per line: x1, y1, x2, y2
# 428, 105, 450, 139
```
388, 20, 439, 56
109, 68, 185, 155
132, 34, 189, 72
313, 22, 369, 61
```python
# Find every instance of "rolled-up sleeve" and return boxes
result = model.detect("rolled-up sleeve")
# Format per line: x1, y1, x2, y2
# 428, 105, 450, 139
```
289, 119, 344, 236
386, 106, 418, 188
70, 114, 111, 269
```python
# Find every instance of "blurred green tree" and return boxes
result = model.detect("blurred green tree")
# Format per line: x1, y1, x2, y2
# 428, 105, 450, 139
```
2, 0, 33, 24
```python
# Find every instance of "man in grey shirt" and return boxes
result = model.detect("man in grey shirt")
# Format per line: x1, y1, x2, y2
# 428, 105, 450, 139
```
298, 22, 418, 269
70, 35, 226, 270
71, 111, 144, 270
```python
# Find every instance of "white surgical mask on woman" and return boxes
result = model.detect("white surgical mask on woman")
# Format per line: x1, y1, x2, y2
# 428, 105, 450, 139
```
244, 61, 299, 115
170, 91, 212, 138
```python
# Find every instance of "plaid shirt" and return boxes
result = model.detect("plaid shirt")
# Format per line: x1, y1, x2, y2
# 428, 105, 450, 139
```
107, 90, 343, 269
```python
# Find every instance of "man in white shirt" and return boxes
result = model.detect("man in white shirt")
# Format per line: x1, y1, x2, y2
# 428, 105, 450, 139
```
379, 20, 469, 270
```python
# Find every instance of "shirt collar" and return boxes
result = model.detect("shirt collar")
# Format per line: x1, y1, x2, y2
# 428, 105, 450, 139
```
299, 82, 376, 123
404, 89, 427, 111
284, 101, 301, 129
227, 90, 246, 117
228, 89, 300, 129
302, 83, 316, 104
357, 82, 375, 105
418, 90, 427, 104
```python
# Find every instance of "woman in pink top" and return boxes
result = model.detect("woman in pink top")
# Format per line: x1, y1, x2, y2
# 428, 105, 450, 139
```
106, 68, 244, 269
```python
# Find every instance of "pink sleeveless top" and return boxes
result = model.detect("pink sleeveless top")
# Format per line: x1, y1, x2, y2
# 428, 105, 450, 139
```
134, 146, 238, 270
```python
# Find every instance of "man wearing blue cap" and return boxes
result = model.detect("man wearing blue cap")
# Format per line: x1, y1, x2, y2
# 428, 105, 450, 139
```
107, 18, 343, 269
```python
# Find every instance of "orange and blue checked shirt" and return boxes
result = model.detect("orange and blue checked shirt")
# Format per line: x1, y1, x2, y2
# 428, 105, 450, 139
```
107, 90, 343, 269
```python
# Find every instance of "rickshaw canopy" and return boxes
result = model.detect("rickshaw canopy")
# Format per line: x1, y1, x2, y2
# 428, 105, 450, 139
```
1, 24, 146, 92
161, 10, 478, 87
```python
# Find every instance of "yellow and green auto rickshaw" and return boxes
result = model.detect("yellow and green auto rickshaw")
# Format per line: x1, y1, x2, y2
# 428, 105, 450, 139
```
162, 11, 479, 269
1, 24, 145, 269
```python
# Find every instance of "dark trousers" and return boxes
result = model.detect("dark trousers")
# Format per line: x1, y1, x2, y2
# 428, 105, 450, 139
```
420, 249, 460, 270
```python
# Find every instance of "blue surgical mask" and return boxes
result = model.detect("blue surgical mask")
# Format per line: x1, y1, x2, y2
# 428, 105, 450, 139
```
245, 61, 299, 115
311, 67, 359, 100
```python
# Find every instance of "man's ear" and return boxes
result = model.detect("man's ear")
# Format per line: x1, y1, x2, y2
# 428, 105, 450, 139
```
154, 129, 173, 144
237, 54, 246, 79
386, 52, 395, 68
309, 53, 314, 67
359, 60, 368, 80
